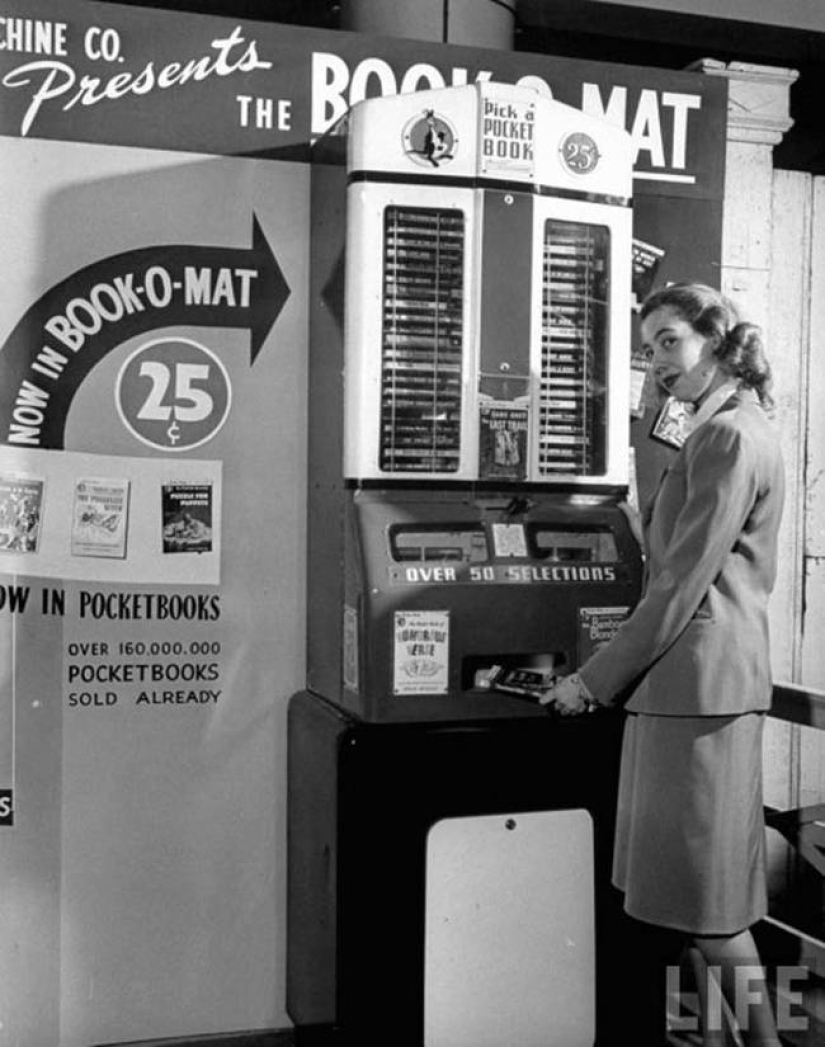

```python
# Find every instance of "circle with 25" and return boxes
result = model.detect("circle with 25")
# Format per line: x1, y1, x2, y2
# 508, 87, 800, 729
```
115, 337, 232, 452
559, 131, 601, 175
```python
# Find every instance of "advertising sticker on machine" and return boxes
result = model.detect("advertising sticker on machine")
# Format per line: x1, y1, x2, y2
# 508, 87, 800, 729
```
578, 606, 630, 662
393, 610, 450, 696
343, 604, 359, 693
479, 94, 536, 176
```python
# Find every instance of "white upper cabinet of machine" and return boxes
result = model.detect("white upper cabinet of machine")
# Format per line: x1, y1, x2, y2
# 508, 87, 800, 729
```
341, 81, 634, 487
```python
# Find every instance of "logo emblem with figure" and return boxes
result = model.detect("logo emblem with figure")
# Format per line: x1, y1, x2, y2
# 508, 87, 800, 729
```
403, 109, 458, 168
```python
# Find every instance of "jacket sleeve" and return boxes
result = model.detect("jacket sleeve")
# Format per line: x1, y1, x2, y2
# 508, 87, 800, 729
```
578, 420, 760, 705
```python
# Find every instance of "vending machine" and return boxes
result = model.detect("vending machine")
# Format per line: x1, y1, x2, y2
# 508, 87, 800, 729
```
288, 83, 654, 1047
306, 81, 641, 723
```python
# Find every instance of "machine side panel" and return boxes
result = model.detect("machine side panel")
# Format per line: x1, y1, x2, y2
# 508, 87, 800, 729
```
307, 161, 348, 700
286, 692, 347, 1027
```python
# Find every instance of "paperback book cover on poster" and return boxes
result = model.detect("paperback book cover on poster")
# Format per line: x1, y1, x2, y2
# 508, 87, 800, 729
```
71, 477, 130, 559
0, 474, 44, 553
631, 237, 666, 311
162, 481, 213, 554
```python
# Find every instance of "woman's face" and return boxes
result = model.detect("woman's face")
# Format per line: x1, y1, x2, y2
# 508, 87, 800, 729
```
640, 304, 719, 403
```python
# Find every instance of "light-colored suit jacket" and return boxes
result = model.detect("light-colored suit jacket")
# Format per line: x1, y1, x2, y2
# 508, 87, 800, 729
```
580, 388, 785, 716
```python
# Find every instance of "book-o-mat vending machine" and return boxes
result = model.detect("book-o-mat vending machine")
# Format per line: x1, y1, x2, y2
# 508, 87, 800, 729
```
288, 82, 651, 1047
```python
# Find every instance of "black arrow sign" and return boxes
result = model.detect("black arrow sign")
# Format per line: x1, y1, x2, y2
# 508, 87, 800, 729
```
0, 214, 289, 449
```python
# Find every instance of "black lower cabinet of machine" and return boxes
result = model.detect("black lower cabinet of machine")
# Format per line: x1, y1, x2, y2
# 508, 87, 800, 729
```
286, 689, 668, 1047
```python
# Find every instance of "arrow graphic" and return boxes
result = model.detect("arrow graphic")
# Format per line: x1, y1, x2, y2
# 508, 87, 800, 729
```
0, 214, 289, 449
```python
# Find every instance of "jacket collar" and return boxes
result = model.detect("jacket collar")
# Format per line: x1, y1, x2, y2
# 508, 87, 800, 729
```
689, 378, 742, 435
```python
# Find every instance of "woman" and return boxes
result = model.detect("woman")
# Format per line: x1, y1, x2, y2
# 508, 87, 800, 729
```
542, 283, 786, 1045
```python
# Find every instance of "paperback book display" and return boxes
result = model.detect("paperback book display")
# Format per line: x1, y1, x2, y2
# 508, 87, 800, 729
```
0, 447, 221, 583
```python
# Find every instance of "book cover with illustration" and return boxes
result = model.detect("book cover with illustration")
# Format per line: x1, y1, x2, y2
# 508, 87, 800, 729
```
478, 400, 529, 481
162, 481, 213, 554
71, 477, 130, 558
0, 474, 44, 553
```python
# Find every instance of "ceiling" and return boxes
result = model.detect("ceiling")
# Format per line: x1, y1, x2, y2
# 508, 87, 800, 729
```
104, 0, 825, 172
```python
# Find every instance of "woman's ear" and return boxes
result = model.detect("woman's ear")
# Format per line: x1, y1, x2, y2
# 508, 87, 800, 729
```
703, 331, 723, 360
699, 334, 722, 377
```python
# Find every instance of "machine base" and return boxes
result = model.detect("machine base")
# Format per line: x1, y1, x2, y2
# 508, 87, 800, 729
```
286, 689, 668, 1047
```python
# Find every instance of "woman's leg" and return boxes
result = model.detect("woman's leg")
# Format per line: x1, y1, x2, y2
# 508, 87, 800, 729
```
686, 945, 738, 1047
692, 930, 781, 1047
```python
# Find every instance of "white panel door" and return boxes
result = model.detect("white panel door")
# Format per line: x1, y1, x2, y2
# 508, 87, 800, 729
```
424, 808, 595, 1047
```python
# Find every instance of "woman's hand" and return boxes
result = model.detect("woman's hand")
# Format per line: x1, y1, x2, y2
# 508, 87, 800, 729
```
539, 673, 596, 716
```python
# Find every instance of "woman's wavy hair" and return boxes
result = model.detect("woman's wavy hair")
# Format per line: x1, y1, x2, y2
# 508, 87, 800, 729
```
640, 282, 775, 411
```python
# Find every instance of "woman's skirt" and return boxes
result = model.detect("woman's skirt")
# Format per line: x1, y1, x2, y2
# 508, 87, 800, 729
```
612, 710, 768, 935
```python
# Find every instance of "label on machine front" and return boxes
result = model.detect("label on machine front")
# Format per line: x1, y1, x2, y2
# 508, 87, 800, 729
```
387, 520, 632, 587
491, 523, 528, 558
578, 606, 629, 661
389, 562, 628, 586
393, 610, 450, 696
479, 93, 536, 176
343, 604, 359, 693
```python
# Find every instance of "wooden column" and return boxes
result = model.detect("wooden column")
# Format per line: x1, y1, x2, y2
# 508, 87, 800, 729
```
804, 185, 825, 693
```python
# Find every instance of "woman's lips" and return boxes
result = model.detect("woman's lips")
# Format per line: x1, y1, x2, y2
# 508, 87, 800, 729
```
657, 373, 679, 391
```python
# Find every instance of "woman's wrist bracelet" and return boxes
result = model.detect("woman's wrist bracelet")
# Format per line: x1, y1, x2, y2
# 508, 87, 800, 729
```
568, 672, 598, 711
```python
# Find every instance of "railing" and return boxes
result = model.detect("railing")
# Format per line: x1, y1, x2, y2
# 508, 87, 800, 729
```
770, 681, 825, 733
765, 682, 825, 958
766, 682, 825, 876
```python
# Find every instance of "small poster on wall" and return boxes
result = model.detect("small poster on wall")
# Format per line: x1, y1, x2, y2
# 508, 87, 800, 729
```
631, 237, 666, 311
71, 477, 130, 559
0, 474, 44, 553
161, 481, 214, 554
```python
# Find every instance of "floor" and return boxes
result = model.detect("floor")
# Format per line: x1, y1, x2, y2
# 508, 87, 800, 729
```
101, 992, 825, 1047
97, 970, 825, 1047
